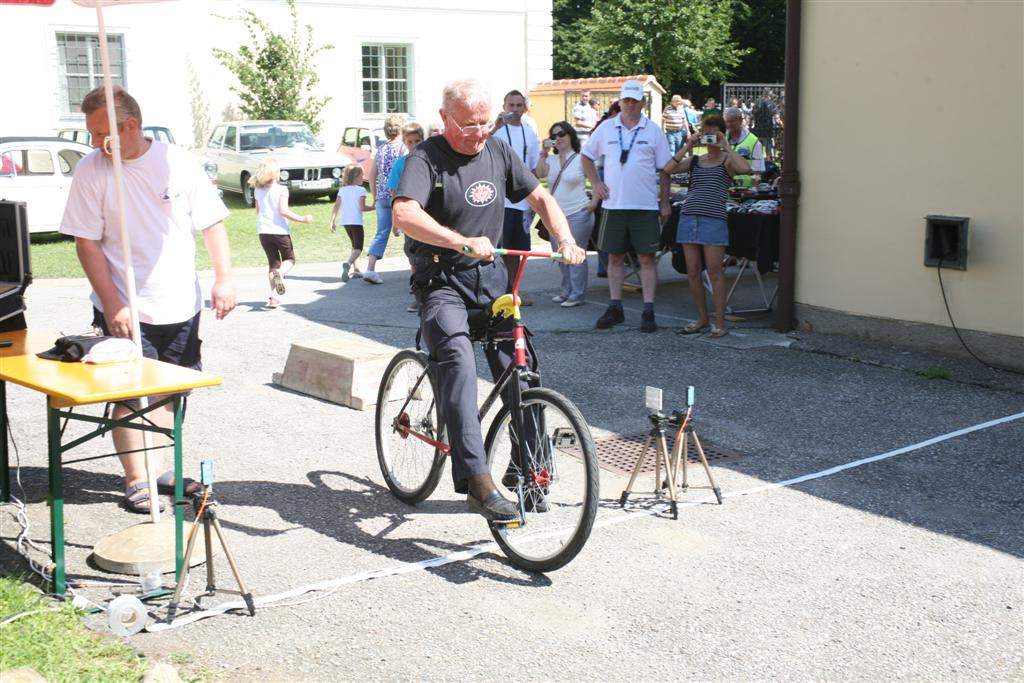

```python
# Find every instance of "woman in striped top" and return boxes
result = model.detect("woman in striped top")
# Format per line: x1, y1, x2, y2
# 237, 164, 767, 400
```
662, 114, 751, 337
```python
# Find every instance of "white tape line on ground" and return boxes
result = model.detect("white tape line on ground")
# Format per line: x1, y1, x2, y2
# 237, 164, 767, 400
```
147, 410, 1024, 632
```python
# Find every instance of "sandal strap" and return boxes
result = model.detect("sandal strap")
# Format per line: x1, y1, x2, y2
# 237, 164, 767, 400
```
125, 481, 152, 498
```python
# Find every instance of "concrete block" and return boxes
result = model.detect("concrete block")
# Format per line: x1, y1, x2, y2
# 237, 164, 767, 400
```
272, 338, 394, 410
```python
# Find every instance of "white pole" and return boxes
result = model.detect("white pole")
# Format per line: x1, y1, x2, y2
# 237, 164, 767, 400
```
96, 5, 160, 524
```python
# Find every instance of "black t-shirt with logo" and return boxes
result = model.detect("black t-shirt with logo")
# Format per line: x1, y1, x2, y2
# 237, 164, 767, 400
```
395, 136, 538, 267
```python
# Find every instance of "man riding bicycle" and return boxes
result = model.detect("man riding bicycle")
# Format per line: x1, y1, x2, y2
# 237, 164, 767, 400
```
393, 79, 586, 521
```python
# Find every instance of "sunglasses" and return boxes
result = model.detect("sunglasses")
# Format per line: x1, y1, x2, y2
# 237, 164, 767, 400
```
549, 131, 569, 140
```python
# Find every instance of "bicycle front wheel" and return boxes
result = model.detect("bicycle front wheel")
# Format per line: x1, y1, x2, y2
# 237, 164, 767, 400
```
483, 387, 599, 572
375, 350, 447, 504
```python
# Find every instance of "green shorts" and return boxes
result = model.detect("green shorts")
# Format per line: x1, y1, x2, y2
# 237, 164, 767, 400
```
595, 209, 662, 255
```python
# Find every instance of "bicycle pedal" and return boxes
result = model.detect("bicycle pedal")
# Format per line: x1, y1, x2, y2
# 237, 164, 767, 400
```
492, 518, 523, 529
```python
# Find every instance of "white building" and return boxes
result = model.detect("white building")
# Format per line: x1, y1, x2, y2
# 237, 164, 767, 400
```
2, 0, 553, 149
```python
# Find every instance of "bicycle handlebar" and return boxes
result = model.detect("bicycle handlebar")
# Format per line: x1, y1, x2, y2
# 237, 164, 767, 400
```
462, 245, 563, 260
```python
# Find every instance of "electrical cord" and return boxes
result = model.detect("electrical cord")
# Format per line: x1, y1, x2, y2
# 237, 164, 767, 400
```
937, 255, 1024, 376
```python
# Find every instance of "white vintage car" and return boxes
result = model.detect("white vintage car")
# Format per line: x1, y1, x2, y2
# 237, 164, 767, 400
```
203, 120, 354, 207
0, 137, 93, 234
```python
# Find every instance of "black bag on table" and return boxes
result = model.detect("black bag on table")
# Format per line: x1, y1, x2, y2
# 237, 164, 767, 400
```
37, 334, 112, 362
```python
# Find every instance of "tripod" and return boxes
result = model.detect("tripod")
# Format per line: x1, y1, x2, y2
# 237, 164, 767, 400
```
167, 488, 255, 621
619, 400, 723, 519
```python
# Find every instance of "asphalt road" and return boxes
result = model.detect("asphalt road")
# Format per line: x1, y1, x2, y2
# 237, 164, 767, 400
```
2, 254, 1021, 681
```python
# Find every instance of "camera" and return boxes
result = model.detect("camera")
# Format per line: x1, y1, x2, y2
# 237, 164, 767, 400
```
543, 139, 555, 149
700, 134, 718, 145
502, 112, 514, 123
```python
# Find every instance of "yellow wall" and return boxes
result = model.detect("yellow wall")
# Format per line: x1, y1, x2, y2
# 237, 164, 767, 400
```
798, 0, 1023, 337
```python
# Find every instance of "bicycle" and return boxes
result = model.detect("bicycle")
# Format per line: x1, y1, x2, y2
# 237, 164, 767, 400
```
374, 248, 599, 572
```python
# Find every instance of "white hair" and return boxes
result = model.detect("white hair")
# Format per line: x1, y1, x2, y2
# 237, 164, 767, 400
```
724, 107, 744, 120
442, 79, 491, 113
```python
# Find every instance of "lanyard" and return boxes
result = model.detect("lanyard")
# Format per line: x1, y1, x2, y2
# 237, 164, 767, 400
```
504, 124, 527, 161
617, 122, 642, 163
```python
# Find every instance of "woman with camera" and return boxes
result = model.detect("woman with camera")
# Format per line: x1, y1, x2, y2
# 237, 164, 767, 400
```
662, 114, 751, 337
535, 121, 596, 307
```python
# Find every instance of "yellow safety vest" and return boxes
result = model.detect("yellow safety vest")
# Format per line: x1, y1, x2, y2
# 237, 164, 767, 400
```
729, 131, 760, 188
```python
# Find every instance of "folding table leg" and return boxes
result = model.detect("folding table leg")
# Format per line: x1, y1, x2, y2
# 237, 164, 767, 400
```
172, 395, 184, 582
47, 404, 66, 595
1, 381, 9, 503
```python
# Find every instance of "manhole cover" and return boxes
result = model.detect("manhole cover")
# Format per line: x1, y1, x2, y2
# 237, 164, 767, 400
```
592, 432, 744, 476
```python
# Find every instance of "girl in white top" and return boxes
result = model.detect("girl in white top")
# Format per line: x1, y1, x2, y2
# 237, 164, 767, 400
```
535, 121, 597, 306
249, 158, 312, 308
329, 164, 374, 282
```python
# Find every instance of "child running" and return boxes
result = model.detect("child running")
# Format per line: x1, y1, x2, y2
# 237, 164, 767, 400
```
329, 164, 374, 282
250, 158, 313, 308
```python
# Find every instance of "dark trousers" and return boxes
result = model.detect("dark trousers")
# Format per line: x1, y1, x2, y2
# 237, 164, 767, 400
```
414, 259, 527, 494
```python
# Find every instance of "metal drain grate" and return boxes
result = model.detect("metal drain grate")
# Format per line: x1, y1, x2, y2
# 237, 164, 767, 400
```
593, 432, 744, 476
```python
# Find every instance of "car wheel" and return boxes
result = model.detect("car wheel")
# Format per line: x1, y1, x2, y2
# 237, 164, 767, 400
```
326, 191, 338, 203
242, 173, 255, 208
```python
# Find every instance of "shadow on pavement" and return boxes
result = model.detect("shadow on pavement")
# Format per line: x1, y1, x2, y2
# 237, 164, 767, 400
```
211, 470, 552, 587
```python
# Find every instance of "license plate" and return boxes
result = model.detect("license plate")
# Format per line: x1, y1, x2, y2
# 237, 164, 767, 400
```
299, 179, 331, 190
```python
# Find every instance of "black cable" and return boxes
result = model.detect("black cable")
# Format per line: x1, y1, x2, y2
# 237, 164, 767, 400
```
937, 254, 1024, 376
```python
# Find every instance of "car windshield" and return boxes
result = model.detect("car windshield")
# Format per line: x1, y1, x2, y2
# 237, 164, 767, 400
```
239, 124, 319, 151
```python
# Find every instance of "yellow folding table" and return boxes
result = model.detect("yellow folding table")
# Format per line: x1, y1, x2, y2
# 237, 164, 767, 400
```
0, 329, 221, 594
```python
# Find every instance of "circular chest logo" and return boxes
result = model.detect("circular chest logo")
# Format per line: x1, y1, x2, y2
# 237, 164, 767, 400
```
465, 180, 498, 207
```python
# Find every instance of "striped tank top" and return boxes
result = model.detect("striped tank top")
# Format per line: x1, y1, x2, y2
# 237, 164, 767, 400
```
681, 155, 731, 221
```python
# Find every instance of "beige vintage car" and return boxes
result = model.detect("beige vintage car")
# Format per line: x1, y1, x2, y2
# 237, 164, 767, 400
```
203, 120, 354, 206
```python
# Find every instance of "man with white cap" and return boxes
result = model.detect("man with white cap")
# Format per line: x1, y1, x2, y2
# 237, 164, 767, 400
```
581, 78, 671, 333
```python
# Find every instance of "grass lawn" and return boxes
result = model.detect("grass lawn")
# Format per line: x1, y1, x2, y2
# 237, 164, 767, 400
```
29, 191, 410, 279
0, 576, 148, 681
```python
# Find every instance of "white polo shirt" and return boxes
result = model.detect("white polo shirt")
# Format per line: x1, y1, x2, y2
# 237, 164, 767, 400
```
582, 114, 671, 210
497, 122, 540, 211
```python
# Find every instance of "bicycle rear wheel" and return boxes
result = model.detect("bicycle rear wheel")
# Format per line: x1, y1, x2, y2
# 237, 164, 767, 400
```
375, 350, 446, 504
483, 387, 599, 572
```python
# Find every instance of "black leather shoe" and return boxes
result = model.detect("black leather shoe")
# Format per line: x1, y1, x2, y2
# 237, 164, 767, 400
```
523, 491, 549, 513
595, 305, 625, 329
467, 489, 519, 522
640, 310, 657, 333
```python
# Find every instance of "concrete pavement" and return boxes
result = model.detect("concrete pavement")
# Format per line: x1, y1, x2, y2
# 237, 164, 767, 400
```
2, 254, 1021, 681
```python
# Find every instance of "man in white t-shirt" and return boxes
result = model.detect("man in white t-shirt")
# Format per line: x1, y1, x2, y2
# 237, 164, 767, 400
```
491, 89, 541, 297
573, 89, 597, 133
582, 79, 671, 333
60, 86, 236, 514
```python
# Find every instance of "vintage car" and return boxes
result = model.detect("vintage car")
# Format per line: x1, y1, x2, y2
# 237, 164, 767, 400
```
58, 125, 177, 146
57, 126, 221, 193
336, 125, 386, 177
0, 137, 93, 233
204, 120, 354, 206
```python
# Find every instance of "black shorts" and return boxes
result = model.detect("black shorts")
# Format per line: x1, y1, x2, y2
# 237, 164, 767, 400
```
92, 308, 202, 371
501, 208, 531, 250
259, 233, 296, 271
344, 225, 365, 251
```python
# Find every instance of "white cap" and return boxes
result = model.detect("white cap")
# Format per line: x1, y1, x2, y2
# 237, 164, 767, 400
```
619, 79, 644, 101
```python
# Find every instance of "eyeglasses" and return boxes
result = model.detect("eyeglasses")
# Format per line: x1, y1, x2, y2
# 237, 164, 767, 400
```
444, 112, 490, 136
549, 131, 569, 139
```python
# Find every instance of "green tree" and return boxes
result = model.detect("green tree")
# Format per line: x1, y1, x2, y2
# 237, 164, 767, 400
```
574, 0, 750, 87
552, 0, 595, 79
212, 0, 333, 134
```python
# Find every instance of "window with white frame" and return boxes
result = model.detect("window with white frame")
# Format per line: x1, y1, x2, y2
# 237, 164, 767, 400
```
361, 44, 410, 115
57, 32, 126, 115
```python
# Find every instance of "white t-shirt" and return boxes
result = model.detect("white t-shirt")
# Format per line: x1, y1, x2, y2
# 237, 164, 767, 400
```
497, 122, 540, 211
545, 152, 589, 216
255, 182, 290, 235
338, 184, 367, 225
573, 101, 597, 129
582, 114, 671, 211
60, 141, 229, 325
